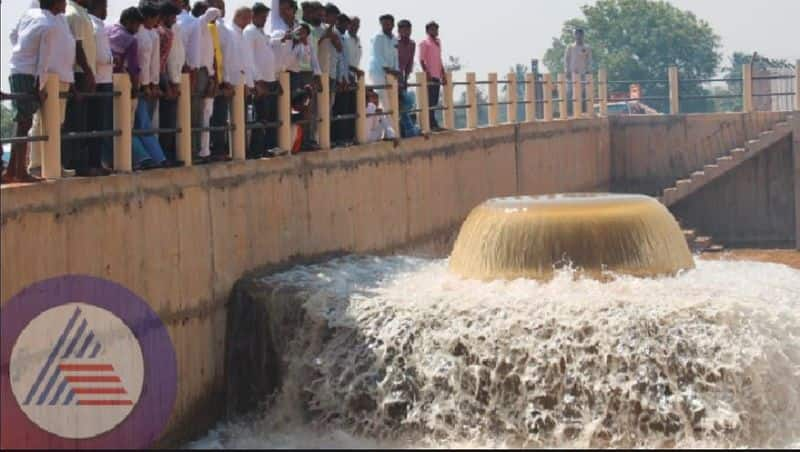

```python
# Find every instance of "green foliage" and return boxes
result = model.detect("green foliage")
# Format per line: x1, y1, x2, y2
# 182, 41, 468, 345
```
0, 103, 14, 142
543, 0, 723, 113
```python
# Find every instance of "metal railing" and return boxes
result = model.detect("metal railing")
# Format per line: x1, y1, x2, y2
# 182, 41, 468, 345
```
2, 61, 798, 183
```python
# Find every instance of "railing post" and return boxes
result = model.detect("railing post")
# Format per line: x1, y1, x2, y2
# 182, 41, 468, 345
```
355, 74, 367, 144
544, 73, 554, 122
415, 72, 431, 134
467, 72, 478, 129
443, 71, 455, 130
742, 63, 755, 113
598, 69, 608, 117
525, 73, 536, 122
112, 73, 132, 173
795, 60, 800, 112
488, 73, 499, 126
177, 73, 192, 166
742, 63, 754, 113
572, 72, 583, 118
586, 74, 596, 118
231, 79, 246, 160
557, 73, 568, 120
388, 73, 401, 137
41, 74, 62, 179
277, 71, 292, 152
317, 72, 331, 150
669, 66, 680, 115
507, 72, 517, 123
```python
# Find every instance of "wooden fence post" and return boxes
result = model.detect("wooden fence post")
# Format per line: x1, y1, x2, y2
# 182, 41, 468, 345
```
598, 69, 608, 117
544, 74, 554, 122
42, 74, 63, 179
277, 72, 292, 152
415, 72, 431, 134
112, 73, 132, 173
467, 72, 478, 129
669, 66, 680, 114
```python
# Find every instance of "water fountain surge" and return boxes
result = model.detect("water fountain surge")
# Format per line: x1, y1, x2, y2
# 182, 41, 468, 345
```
202, 195, 800, 449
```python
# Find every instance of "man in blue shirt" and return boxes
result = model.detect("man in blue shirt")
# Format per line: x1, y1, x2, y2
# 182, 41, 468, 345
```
368, 14, 401, 110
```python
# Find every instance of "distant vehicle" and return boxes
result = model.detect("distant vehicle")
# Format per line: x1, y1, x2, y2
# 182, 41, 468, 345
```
596, 100, 660, 116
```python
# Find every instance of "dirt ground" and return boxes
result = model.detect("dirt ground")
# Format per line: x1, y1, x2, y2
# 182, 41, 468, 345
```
701, 249, 800, 270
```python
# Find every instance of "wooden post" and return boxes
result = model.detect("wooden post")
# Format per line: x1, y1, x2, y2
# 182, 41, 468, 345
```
467, 72, 478, 129
598, 69, 608, 117
415, 72, 431, 134
669, 66, 680, 115
355, 74, 367, 144
543, 74, 554, 122
177, 73, 192, 166
41, 74, 62, 179
794, 60, 799, 111
231, 79, 246, 160
277, 71, 292, 152
586, 74, 596, 118
443, 71, 455, 129
742, 63, 754, 113
112, 73, 132, 173
388, 73, 401, 137
557, 73, 568, 120
525, 73, 536, 122
317, 72, 331, 150
488, 73, 499, 126
572, 72, 583, 118
507, 72, 518, 123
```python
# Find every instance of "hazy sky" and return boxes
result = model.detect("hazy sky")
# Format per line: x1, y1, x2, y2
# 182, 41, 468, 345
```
1, 0, 798, 90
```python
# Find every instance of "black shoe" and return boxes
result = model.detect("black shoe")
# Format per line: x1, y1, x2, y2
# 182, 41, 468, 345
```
161, 160, 185, 168
193, 156, 212, 165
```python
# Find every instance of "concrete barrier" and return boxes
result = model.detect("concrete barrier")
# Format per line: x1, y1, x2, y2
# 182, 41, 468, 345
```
0, 119, 610, 445
610, 112, 791, 195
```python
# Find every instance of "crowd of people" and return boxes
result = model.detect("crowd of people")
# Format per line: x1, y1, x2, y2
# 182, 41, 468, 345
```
3, 0, 456, 184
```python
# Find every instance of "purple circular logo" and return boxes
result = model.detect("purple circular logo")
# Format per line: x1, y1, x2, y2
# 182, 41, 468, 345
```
1, 275, 177, 449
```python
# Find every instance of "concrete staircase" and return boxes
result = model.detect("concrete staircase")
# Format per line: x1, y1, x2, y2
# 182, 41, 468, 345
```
658, 114, 794, 253
659, 116, 794, 208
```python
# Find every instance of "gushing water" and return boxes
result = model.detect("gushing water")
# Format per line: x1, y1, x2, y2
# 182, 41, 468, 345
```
193, 256, 800, 449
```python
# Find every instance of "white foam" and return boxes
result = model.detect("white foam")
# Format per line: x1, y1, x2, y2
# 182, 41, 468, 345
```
192, 256, 800, 449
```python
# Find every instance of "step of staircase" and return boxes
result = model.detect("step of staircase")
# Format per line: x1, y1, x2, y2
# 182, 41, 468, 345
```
659, 120, 793, 208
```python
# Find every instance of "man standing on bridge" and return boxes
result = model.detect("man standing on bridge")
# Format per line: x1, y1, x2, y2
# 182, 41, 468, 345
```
564, 28, 593, 116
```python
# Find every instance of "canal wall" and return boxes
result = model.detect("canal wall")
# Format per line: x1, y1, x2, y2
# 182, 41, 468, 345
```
609, 111, 790, 195
0, 118, 610, 444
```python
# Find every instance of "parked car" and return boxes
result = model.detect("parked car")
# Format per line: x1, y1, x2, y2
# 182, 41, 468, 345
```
596, 101, 660, 116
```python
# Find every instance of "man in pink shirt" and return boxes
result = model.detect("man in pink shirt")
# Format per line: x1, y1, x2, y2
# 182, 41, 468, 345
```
419, 21, 446, 131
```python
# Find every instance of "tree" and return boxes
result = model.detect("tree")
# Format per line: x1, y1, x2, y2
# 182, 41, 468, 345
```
1, 104, 14, 142
543, 0, 722, 113
714, 52, 791, 112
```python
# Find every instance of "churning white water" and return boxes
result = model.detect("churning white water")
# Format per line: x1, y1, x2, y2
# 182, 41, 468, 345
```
192, 256, 800, 449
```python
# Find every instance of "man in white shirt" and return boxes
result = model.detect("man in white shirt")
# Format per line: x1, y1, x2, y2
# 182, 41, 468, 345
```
186, 2, 221, 160
27, 1, 76, 178
368, 14, 401, 111
4, 0, 63, 183
366, 89, 397, 144
564, 28, 593, 115
87, 0, 115, 169
245, 2, 280, 158
564, 28, 594, 77
209, 0, 244, 161
159, 1, 186, 163
64, 0, 105, 177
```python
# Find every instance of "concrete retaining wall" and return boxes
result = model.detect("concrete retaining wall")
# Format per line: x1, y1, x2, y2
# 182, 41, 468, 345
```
0, 118, 610, 444
610, 112, 790, 195
671, 135, 797, 247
